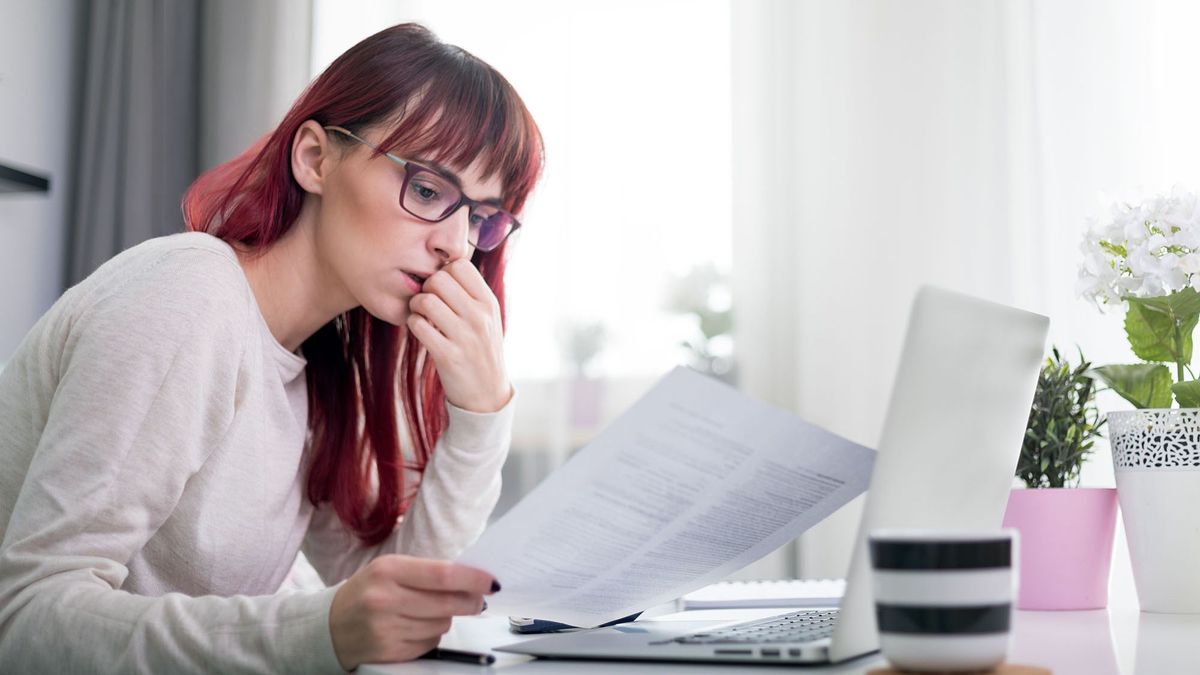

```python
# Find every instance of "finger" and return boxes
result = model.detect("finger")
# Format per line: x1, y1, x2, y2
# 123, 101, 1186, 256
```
407, 313, 452, 354
443, 259, 495, 303
422, 269, 475, 316
391, 557, 498, 594
410, 293, 464, 339
394, 588, 485, 619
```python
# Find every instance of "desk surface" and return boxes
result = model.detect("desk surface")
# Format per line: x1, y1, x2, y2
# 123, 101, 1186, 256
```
358, 603, 1195, 675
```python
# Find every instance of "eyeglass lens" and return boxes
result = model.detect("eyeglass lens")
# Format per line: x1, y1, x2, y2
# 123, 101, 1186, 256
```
403, 166, 515, 252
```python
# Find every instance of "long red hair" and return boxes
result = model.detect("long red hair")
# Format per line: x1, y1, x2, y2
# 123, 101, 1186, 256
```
182, 24, 543, 544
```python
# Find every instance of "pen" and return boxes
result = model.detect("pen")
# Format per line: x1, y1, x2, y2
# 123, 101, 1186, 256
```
422, 647, 496, 665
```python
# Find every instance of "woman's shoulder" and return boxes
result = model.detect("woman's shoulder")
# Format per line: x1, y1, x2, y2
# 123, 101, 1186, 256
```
69, 232, 255, 340
6, 233, 257, 393
98, 231, 242, 285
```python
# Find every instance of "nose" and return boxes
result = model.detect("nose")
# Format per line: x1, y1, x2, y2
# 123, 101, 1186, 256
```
431, 204, 473, 263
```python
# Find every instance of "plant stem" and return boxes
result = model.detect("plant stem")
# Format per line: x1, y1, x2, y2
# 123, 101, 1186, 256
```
1176, 321, 1187, 384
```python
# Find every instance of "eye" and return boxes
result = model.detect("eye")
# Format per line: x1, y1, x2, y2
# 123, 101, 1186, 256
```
409, 180, 440, 203
469, 212, 487, 228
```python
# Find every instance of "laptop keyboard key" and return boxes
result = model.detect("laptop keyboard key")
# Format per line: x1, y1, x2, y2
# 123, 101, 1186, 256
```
672, 609, 838, 646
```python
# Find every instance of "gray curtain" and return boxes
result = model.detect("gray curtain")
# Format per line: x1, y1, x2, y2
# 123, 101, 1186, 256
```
65, 0, 201, 287
63, 0, 313, 288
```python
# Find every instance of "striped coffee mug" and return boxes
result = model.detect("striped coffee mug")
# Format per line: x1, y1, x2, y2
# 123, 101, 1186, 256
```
869, 529, 1017, 672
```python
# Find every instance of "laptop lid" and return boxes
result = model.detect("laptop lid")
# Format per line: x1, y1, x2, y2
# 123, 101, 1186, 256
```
827, 286, 1048, 662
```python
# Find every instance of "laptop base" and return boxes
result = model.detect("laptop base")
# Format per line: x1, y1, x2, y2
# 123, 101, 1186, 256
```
497, 616, 838, 665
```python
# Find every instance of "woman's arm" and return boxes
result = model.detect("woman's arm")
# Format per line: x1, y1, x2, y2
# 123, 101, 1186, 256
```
302, 394, 513, 584
0, 251, 344, 674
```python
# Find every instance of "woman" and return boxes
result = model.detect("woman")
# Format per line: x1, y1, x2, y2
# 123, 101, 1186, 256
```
0, 23, 542, 673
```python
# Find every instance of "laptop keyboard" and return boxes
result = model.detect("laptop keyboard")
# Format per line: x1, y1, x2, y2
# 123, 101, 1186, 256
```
669, 608, 839, 645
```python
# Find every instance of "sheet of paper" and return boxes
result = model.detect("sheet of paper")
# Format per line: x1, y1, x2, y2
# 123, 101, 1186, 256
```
458, 366, 875, 627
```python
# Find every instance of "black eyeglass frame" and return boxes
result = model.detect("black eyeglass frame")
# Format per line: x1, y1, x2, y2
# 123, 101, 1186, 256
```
323, 125, 521, 253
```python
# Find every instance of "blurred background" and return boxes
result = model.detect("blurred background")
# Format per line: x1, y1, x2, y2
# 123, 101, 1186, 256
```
4, 0, 1200, 597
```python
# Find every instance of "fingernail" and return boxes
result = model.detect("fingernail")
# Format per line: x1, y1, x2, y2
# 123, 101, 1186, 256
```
490, 579, 501, 593
481, 599, 489, 613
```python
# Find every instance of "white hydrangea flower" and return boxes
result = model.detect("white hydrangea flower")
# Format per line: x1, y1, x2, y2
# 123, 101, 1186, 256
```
1078, 185, 1200, 312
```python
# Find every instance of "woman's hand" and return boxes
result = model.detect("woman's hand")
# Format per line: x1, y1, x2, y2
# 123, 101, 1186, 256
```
329, 555, 497, 669
406, 259, 512, 413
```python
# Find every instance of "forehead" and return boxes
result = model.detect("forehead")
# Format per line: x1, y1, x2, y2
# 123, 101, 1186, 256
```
441, 155, 504, 203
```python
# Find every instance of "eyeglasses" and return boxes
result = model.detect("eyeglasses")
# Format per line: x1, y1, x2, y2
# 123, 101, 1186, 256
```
323, 125, 521, 253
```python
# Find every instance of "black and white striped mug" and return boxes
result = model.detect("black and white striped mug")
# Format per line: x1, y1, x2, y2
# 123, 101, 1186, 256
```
869, 529, 1017, 672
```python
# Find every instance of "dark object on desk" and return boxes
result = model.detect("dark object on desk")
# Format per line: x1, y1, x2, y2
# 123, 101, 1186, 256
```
421, 647, 496, 665
0, 163, 50, 194
509, 611, 643, 634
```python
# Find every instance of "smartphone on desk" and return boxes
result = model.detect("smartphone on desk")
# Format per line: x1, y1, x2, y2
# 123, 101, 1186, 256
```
508, 611, 643, 634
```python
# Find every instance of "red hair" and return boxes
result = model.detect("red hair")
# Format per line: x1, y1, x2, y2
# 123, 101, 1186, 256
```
183, 24, 543, 544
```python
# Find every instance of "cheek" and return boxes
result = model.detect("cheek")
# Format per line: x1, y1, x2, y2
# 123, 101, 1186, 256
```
346, 193, 395, 244
326, 187, 402, 260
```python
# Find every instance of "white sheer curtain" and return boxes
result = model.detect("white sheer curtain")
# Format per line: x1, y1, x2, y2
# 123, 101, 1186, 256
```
733, 0, 1200, 600
734, 0, 1042, 579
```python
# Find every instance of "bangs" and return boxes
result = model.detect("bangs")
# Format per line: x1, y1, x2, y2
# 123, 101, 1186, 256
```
374, 51, 542, 214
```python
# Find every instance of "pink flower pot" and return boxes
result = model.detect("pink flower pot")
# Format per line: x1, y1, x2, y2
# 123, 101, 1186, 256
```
1001, 487, 1118, 610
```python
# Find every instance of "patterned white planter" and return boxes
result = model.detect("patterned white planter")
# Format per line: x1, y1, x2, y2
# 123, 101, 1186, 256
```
1109, 408, 1200, 613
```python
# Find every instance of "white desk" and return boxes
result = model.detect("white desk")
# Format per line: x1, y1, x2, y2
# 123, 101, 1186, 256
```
359, 603, 1195, 674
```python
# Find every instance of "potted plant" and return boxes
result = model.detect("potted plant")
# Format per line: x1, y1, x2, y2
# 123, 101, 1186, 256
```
664, 263, 736, 384
1002, 347, 1116, 610
1077, 185, 1200, 613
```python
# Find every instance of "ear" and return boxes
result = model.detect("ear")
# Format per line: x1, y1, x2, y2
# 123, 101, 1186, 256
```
291, 120, 334, 195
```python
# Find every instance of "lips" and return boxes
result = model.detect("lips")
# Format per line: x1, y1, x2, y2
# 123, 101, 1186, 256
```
400, 269, 431, 293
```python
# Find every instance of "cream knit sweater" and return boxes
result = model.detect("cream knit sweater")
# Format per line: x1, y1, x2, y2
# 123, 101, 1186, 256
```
0, 233, 512, 673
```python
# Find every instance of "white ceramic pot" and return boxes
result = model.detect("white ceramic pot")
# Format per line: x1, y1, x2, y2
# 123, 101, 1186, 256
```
1109, 408, 1200, 613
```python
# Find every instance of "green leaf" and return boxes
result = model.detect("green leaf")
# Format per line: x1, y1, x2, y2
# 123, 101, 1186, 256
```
1174, 380, 1200, 408
697, 310, 733, 339
1124, 288, 1200, 363
1099, 240, 1128, 258
1091, 364, 1174, 409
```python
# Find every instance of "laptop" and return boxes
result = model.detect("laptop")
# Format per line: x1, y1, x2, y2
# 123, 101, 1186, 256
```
497, 286, 1049, 664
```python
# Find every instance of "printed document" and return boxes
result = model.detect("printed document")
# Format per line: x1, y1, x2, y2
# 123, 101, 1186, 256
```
458, 367, 875, 627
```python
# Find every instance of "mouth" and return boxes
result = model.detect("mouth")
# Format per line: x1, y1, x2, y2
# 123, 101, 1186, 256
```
402, 270, 429, 289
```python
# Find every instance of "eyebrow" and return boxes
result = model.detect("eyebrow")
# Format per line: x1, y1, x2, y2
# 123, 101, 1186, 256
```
408, 156, 504, 206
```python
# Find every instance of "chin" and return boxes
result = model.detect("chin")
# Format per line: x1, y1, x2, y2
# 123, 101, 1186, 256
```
360, 294, 411, 327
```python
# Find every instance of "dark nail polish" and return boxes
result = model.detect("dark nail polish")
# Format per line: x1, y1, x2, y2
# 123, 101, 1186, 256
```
481, 599, 489, 613
490, 579, 501, 593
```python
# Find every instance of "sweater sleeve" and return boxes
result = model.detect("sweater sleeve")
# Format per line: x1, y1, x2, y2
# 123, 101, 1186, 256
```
0, 250, 344, 674
302, 393, 514, 585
